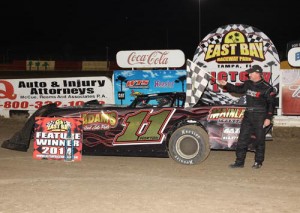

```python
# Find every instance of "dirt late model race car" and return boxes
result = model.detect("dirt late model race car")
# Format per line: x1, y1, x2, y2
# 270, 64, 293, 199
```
1, 92, 272, 165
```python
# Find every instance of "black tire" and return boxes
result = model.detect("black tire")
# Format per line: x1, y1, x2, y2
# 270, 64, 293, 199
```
168, 125, 210, 165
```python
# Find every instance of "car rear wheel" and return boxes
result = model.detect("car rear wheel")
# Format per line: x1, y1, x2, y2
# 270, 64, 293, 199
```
168, 125, 210, 165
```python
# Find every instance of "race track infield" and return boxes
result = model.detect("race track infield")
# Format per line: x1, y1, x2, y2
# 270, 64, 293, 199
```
0, 117, 299, 213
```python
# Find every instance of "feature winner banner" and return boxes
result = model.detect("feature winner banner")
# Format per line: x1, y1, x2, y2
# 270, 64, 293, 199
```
193, 24, 280, 104
33, 117, 83, 161
0, 77, 113, 113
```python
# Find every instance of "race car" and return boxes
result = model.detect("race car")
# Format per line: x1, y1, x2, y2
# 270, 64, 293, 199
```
1, 92, 272, 165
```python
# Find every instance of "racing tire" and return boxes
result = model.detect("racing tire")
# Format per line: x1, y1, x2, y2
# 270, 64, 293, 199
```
168, 125, 210, 165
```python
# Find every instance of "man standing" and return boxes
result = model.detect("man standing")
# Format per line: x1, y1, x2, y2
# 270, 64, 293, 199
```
218, 65, 276, 169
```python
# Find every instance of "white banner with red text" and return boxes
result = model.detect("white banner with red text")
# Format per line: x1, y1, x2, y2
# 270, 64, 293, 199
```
0, 77, 113, 117
116, 50, 185, 68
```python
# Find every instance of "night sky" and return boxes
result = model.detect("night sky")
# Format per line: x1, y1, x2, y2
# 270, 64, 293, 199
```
0, 0, 298, 61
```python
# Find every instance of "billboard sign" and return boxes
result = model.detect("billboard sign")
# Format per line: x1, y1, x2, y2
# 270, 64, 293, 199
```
193, 24, 280, 103
0, 77, 113, 112
113, 70, 186, 105
281, 70, 300, 115
116, 50, 185, 68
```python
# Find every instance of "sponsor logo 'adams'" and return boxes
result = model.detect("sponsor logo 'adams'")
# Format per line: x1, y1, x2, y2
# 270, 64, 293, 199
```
81, 111, 118, 131
82, 111, 117, 126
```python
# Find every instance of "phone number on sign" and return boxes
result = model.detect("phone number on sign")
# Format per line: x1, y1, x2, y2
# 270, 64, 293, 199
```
0, 101, 87, 109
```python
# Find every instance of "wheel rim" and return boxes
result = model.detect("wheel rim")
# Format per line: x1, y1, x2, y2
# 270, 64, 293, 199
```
176, 135, 200, 159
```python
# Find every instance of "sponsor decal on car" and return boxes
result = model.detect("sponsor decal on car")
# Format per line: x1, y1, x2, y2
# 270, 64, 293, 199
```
81, 111, 118, 131
208, 107, 245, 123
222, 127, 240, 141
114, 108, 175, 145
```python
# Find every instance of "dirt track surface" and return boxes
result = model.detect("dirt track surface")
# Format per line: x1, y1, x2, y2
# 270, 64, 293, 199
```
0, 117, 299, 213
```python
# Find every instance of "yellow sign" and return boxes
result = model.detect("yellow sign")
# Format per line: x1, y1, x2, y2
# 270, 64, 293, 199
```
82, 61, 108, 71
26, 60, 55, 71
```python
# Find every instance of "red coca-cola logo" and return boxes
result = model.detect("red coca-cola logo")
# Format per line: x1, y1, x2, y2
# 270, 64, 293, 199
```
289, 85, 300, 98
127, 51, 169, 65
0, 80, 17, 100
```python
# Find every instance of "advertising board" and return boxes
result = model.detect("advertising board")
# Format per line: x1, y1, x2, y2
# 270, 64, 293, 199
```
0, 77, 114, 114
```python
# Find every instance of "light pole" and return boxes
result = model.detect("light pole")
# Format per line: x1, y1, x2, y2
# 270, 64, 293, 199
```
106, 46, 109, 69
198, 0, 201, 41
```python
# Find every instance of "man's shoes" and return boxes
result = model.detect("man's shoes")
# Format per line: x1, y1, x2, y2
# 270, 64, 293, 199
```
229, 162, 244, 168
252, 162, 262, 169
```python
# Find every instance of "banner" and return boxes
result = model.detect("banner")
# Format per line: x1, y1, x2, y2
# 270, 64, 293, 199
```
82, 61, 108, 71
26, 60, 55, 71
113, 70, 186, 105
281, 70, 300, 115
116, 50, 185, 68
33, 117, 83, 161
0, 77, 114, 111
193, 24, 280, 104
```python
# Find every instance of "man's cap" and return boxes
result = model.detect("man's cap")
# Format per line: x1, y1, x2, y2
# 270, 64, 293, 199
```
246, 65, 263, 73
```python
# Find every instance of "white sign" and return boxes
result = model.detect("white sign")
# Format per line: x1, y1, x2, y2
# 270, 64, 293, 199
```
116, 50, 185, 68
0, 77, 114, 111
193, 24, 280, 102
287, 47, 300, 67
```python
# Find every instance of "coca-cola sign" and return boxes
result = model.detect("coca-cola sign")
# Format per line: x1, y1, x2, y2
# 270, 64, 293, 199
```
116, 50, 185, 68
282, 70, 300, 115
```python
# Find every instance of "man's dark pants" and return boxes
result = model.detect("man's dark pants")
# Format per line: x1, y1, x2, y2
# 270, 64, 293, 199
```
235, 111, 266, 165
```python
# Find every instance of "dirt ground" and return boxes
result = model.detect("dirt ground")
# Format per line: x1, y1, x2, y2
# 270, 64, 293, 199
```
0, 117, 299, 213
